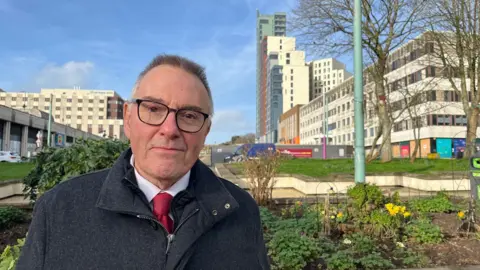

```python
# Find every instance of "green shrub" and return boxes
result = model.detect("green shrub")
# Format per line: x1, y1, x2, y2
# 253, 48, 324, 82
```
23, 138, 130, 202
347, 183, 385, 212
409, 191, 457, 213
405, 218, 443, 244
0, 207, 27, 230
0, 238, 25, 270
325, 233, 395, 270
268, 228, 321, 270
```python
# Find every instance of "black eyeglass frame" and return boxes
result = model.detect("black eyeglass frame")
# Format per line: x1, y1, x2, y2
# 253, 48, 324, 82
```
131, 98, 210, 133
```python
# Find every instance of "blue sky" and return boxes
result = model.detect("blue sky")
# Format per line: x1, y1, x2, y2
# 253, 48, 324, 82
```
0, 0, 351, 144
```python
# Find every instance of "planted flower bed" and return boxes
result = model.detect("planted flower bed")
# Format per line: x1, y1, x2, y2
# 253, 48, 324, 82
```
262, 183, 480, 270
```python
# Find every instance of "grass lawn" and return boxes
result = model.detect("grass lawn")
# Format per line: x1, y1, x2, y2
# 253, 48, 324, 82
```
228, 158, 470, 178
0, 162, 35, 181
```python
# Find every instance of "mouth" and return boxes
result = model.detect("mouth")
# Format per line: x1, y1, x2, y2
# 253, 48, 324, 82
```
151, 146, 185, 153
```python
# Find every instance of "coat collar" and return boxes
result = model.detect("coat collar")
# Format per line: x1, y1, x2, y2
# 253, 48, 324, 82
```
95, 148, 239, 224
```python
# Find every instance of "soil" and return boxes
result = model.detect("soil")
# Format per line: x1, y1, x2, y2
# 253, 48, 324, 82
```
0, 221, 30, 251
424, 213, 480, 266
0, 209, 32, 252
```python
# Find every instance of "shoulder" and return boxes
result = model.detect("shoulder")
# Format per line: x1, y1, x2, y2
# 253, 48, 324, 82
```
36, 168, 111, 208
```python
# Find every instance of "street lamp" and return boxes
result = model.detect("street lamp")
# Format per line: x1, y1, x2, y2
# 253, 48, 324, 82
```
354, 0, 366, 183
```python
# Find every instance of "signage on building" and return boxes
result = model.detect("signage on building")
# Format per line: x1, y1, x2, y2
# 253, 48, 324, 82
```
279, 148, 313, 158
55, 133, 65, 147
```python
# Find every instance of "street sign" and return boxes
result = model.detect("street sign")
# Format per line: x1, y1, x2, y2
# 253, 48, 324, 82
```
55, 133, 65, 147
469, 152, 480, 200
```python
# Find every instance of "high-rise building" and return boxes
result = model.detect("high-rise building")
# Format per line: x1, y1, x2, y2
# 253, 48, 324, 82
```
256, 10, 287, 142
300, 32, 478, 159
259, 36, 310, 143
0, 88, 126, 140
309, 58, 352, 100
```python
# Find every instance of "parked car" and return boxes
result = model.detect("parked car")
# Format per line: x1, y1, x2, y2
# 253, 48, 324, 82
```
0, 151, 22, 163
223, 143, 276, 163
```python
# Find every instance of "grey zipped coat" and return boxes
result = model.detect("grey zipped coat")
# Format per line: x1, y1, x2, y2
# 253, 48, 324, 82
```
16, 148, 270, 269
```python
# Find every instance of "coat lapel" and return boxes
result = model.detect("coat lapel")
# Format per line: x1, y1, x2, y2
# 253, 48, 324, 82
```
94, 149, 240, 269
165, 160, 239, 270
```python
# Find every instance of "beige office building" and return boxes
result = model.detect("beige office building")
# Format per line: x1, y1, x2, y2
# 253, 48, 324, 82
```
300, 32, 478, 158
259, 36, 310, 143
309, 58, 352, 100
0, 88, 126, 140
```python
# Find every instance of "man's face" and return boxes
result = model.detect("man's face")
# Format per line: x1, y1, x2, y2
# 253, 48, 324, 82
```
123, 65, 211, 184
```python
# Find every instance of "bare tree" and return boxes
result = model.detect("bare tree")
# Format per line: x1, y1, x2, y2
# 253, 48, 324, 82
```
290, 0, 430, 162
426, 0, 480, 158
242, 150, 282, 206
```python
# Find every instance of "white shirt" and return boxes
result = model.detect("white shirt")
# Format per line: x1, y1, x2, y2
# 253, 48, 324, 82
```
129, 155, 190, 203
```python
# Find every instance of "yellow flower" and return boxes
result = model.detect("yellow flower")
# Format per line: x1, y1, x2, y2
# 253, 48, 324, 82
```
337, 212, 344, 218
400, 206, 406, 213
385, 203, 394, 210
458, 211, 465, 219
330, 215, 335, 219
403, 211, 411, 218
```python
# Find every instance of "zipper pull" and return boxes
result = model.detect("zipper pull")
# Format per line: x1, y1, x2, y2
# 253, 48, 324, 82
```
166, 234, 175, 255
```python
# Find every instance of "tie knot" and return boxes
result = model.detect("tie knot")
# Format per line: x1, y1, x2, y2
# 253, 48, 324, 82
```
152, 192, 173, 217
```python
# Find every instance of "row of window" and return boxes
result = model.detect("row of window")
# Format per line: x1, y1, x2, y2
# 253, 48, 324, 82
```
0, 96, 106, 103
301, 127, 377, 144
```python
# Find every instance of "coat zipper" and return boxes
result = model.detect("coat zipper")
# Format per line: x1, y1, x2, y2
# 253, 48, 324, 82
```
136, 208, 200, 254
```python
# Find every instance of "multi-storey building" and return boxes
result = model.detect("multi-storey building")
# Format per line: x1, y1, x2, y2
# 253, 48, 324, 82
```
279, 104, 303, 144
259, 36, 310, 143
300, 32, 478, 158
256, 10, 287, 142
0, 88, 126, 140
309, 58, 352, 100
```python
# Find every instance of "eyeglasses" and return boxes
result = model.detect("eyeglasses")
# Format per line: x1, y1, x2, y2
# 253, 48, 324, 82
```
131, 98, 210, 133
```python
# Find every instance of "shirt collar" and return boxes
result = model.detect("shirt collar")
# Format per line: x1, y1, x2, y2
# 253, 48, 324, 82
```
130, 154, 190, 202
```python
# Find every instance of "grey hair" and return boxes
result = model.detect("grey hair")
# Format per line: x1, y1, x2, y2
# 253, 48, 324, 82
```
131, 54, 214, 115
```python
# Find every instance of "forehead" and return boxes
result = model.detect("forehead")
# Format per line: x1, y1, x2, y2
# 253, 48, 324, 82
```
135, 65, 210, 112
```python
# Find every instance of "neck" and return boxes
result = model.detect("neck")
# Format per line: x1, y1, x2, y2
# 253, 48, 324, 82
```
136, 167, 179, 190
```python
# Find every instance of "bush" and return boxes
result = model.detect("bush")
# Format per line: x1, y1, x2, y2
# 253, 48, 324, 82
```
409, 192, 457, 213
325, 233, 395, 270
0, 238, 25, 270
347, 183, 385, 212
0, 207, 27, 230
268, 228, 322, 270
405, 218, 444, 244
23, 138, 130, 202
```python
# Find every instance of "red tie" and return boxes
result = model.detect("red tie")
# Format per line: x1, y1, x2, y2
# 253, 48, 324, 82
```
152, 193, 174, 234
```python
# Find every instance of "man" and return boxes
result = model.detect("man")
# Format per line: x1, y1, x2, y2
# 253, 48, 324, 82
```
17, 54, 270, 270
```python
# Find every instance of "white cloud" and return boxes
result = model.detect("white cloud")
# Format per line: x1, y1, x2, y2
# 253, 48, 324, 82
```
211, 109, 255, 133
33, 61, 95, 89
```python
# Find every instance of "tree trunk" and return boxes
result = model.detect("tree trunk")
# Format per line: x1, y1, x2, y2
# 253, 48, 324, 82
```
410, 128, 420, 163
465, 109, 479, 158
380, 119, 392, 162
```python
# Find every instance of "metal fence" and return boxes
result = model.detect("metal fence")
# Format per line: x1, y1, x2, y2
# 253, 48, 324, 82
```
208, 144, 354, 165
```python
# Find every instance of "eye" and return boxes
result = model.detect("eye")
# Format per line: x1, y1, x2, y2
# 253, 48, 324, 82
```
179, 110, 201, 120
141, 102, 164, 113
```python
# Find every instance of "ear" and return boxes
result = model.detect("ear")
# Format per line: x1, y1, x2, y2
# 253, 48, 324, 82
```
123, 102, 132, 140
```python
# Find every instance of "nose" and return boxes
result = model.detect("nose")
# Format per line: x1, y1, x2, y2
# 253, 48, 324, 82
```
157, 111, 181, 138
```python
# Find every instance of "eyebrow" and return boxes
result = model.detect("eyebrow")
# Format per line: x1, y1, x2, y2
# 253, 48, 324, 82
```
140, 96, 207, 114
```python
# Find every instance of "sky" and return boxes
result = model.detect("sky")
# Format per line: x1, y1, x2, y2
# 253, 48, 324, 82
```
0, 0, 352, 144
